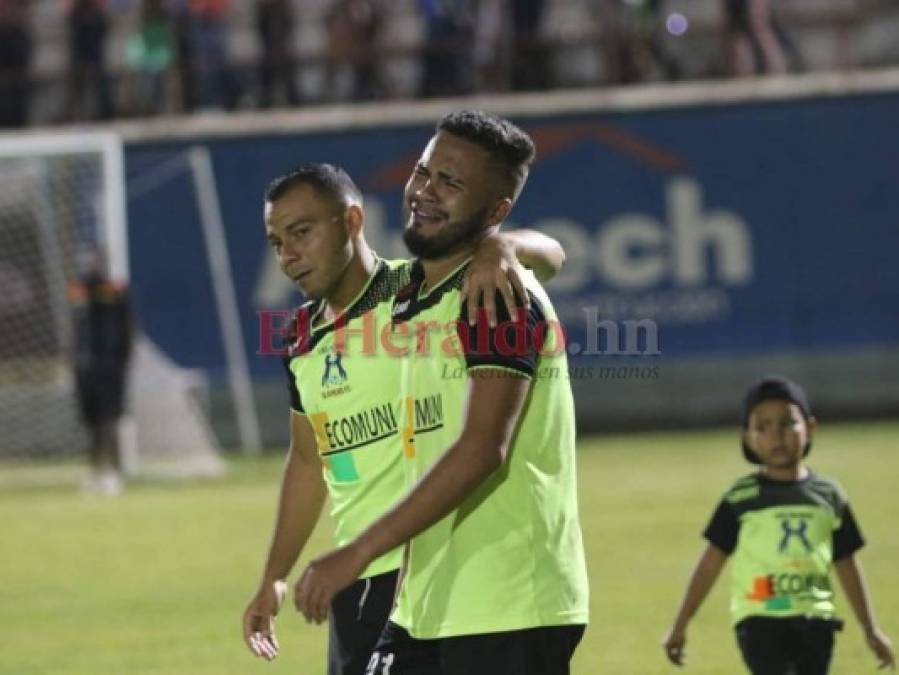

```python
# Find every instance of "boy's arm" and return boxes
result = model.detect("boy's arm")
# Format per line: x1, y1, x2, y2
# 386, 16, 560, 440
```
242, 411, 327, 660
465, 229, 565, 327
662, 544, 729, 666
834, 555, 896, 670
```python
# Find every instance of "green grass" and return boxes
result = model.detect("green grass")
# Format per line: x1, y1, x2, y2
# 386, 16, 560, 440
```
1, 421, 896, 674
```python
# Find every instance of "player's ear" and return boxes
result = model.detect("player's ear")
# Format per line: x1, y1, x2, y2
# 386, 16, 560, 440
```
487, 198, 512, 227
344, 204, 364, 238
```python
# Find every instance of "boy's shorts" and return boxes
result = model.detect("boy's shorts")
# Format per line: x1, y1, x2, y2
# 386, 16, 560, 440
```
735, 615, 843, 675
329, 569, 399, 675
365, 621, 585, 675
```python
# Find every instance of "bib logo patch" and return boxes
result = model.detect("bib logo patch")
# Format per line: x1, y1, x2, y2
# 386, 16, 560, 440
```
322, 351, 348, 387
779, 518, 813, 554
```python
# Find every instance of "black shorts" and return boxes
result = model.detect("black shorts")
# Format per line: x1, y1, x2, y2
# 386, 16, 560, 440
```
329, 569, 399, 675
366, 621, 585, 675
75, 370, 126, 426
735, 616, 842, 675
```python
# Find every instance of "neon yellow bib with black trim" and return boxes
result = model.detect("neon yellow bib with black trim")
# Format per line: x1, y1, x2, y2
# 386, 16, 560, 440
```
723, 474, 848, 624
389, 260, 590, 638
284, 259, 412, 578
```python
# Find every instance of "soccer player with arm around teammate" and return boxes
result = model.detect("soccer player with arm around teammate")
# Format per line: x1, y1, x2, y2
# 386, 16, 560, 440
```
294, 111, 589, 675
662, 376, 895, 673
241, 163, 565, 674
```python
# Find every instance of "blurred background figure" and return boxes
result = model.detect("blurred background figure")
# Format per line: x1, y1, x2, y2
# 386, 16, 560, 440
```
186, 0, 234, 110
419, 0, 474, 97
65, 0, 115, 121
167, 0, 196, 112
69, 249, 134, 496
510, 0, 547, 91
0, 0, 31, 127
0, 2, 893, 125
256, 0, 299, 108
473, 0, 511, 92
723, 0, 801, 76
597, 0, 682, 85
124, 0, 176, 116
325, 0, 383, 102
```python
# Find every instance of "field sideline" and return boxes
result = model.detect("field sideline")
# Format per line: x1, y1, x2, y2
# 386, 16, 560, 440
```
1, 421, 896, 674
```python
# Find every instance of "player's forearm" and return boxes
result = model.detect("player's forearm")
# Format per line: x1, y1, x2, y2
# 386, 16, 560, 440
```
496, 229, 566, 281
835, 556, 880, 635
260, 451, 327, 584
354, 436, 504, 565
672, 546, 727, 629
352, 373, 527, 567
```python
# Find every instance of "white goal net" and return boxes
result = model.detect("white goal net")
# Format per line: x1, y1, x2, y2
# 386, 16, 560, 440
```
0, 132, 224, 481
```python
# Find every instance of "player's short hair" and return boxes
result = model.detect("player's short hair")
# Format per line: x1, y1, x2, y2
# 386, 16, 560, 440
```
436, 110, 536, 201
265, 163, 362, 213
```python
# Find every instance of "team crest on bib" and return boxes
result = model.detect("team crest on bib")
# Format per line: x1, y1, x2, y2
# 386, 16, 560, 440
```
322, 350, 351, 397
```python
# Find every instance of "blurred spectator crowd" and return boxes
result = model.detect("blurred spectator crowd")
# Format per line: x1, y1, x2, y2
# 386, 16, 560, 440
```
1, 0, 898, 128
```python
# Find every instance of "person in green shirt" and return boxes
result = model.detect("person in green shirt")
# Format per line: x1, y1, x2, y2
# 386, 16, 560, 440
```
125, 0, 175, 115
241, 162, 565, 675
293, 111, 589, 675
663, 376, 895, 674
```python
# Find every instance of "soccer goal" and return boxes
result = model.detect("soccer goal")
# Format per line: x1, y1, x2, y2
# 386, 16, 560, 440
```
0, 132, 225, 482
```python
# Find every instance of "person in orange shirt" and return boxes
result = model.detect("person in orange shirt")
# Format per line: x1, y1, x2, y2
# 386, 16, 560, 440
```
69, 249, 134, 495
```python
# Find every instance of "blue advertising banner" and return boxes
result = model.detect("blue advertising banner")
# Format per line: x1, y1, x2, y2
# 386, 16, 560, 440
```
125, 92, 899, 391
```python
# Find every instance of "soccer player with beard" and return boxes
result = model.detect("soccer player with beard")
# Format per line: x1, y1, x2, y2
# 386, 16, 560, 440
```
242, 162, 566, 675
294, 111, 589, 675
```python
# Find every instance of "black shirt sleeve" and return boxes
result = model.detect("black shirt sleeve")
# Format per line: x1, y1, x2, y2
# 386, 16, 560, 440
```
832, 504, 865, 561
282, 357, 304, 413
457, 290, 544, 378
703, 498, 740, 554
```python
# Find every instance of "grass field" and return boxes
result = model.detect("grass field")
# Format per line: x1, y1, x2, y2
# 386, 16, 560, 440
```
1, 421, 897, 674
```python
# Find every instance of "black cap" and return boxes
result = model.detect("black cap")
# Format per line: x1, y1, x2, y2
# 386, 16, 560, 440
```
741, 376, 813, 464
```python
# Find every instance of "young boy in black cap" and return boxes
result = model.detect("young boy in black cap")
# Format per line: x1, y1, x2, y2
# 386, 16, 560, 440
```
662, 376, 895, 674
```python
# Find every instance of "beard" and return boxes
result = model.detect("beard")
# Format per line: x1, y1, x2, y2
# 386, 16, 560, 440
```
402, 207, 489, 260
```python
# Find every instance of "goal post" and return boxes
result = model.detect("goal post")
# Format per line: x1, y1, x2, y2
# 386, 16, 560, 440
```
0, 132, 129, 281
126, 145, 263, 456
0, 131, 225, 480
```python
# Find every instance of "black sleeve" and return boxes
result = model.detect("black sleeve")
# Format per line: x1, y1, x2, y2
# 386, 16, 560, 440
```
282, 357, 304, 413
457, 290, 544, 378
702, 499, 740, 554
832, 504, 865, 561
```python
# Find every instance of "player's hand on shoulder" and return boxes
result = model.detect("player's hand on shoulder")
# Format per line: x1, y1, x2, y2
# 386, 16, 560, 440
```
866, 626, 896, 670
242, 580, 287, 661
662, 624, 687, 666
465, 236, 529, 328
